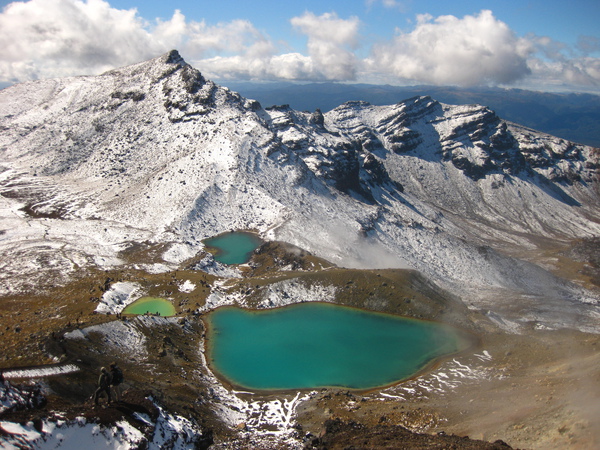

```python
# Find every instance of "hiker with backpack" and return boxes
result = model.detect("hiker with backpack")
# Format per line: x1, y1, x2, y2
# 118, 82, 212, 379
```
109, 362, 124, 402
93, 367, 112, 406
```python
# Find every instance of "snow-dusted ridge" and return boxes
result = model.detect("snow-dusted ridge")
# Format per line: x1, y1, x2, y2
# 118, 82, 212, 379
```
0, 386, 205, 449
0, 50, 599, 331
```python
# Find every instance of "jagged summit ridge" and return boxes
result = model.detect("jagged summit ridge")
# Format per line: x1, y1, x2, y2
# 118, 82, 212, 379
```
0, 52, 599, 330
164, 48, 186, 65
325, 94, 597, 184
100, 49, 200, 89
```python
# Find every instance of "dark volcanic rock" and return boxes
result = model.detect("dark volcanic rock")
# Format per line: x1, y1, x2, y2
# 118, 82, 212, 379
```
308, 418, 513, 449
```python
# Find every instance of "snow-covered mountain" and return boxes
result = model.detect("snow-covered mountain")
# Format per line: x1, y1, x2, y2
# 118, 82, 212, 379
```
1, 50, 599, 330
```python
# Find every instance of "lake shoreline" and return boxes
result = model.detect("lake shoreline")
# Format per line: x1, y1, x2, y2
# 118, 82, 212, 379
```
202, 301, 477, 392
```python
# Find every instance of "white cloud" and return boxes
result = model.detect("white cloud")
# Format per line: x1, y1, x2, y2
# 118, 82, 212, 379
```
576, 36, 600, 56
198, 53, 317, 82
290, 12, 360, 81
0, 0, 160, 82
197, 11, 361, 82
0, 0, 283, 83
369, 10, 532, 86
0, 2, 598, 91
0, 1, 361, 84
525, 56, 600, 89
182, 18, 273, 57
522, 35, 600, 88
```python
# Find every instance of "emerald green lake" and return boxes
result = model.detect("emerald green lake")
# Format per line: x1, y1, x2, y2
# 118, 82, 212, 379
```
203, 231, 263, 265
205, 303, 472, 391
122, 297, 176, 316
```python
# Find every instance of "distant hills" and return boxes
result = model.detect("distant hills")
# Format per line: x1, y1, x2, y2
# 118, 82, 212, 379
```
223, 81, 600, 147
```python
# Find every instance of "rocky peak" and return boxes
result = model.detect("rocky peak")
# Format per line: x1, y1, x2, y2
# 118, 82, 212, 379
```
309, 108, 325, 127
163, 49, 186, 66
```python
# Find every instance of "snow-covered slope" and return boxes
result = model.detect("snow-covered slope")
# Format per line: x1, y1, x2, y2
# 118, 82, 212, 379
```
1, 50, 599, 329
0, 379, 206, 449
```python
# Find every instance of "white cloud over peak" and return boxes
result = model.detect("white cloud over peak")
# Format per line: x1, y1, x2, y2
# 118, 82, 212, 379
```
0, 0, 160, 82
0, 0, 283, 82
535, 57, 600, 87
0, 1, 360, 83
0, 2, 598, 91
368, 10, 532, 86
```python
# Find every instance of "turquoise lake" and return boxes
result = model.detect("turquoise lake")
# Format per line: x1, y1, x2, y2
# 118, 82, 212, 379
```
203, 231, 263, 265
205, 302, 472, 391
122, 297, 176, 316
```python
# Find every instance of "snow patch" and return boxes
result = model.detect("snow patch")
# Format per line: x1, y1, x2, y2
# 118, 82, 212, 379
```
201, 278, 337, 312
64, 319, 148, 361
0, 419, 146, 449
134, 263, 172, 274
259, 279, 337, 308
178, 280, 196, 293
95, 282, 142, 315
162, 242, 198, 265
379, 351, 502, 402
199, 382, 309, 439
147, 400, 204, 449
0, 397, 205, 449
0, 381, 44, 414
484, 310, 523, 334
3, 364, 79, 380
191, 255, 241, 278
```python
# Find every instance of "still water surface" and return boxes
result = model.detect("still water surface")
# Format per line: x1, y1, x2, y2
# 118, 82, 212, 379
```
206, 302, 472, 390
203, 231, 263, 265
122, 297, 176, 317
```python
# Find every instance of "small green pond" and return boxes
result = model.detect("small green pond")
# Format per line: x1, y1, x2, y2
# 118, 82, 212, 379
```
122, 297, 176, 317
203, 231, 263, 265
205, 302, 473, 391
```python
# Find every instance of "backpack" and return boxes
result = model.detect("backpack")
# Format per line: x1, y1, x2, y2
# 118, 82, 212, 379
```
111, 367, 124, 385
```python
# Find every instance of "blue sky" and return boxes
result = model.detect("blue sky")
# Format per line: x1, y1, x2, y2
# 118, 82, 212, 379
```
103, 0, 598, 49
1, 0, 599, 92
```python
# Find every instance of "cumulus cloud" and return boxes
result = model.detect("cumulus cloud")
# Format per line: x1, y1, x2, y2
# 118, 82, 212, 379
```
1, 2, 598, 91
289, 12, 360, 81
528, 57, 600, 87
0, 1, 361, 84
0, 0, 283, 83
524, 35, 600, 88
368, 10, 532, 86
199, 53, 315, 82
0, 0, 160, 82
180, 11, 361, 82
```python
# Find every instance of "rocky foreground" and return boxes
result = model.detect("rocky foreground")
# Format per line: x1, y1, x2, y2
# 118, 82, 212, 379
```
0, 242, 598, 448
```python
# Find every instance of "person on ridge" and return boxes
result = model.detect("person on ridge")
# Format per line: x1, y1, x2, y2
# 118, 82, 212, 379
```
93, 367, 112, 406
109, 362, 123, 402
